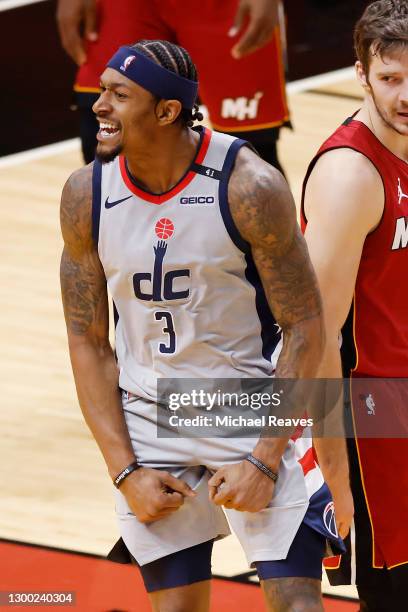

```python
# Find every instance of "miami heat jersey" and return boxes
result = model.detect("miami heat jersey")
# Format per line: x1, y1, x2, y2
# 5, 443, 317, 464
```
302, 118, 408, 377
302, 118, 408, 571
92, 127, 281, 401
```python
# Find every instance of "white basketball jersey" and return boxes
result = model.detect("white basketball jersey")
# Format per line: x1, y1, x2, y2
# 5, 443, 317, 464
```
92, 127, 281, 401
93, 127, 324, 506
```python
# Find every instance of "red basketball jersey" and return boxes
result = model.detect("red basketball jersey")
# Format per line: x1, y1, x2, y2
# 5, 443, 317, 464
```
302, 118, 408, 569
74, 0, 289, 132
302, 118, 408, 378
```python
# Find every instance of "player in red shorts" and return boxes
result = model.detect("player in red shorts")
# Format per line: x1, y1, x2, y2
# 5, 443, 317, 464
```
57, 0, 289, 169
302, 2, 408, 610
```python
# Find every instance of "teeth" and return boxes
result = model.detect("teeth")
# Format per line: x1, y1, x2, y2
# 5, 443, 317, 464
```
99, 122, 119, 130
100, 130, 118, 138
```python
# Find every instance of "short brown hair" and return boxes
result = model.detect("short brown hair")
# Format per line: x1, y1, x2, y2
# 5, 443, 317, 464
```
354, 0, 408, 75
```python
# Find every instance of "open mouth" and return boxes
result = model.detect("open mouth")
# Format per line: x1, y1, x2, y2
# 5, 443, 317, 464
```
98, 121, 120, 139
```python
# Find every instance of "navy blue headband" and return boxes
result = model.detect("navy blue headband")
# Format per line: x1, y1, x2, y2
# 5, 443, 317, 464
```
107, 46, 198, 110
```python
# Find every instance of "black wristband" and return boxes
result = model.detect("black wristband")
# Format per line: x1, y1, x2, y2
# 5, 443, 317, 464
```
245, 454, 279, 482
113, 460, 140, 489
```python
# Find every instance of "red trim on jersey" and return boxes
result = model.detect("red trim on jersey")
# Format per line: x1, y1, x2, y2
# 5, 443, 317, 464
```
302, 117, 408, 569
119, 128, 212, 204
298, 447, 316, 476
195, 127, 211, 164
323, 555, 342, 570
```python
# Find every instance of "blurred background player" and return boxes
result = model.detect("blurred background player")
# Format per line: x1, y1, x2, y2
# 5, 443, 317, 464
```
56, 0, 289, 172
302, 1, 408, 610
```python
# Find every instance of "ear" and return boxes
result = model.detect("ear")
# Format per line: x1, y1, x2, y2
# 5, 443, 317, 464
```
155, 99, 183, 125
356, 60, 370, 92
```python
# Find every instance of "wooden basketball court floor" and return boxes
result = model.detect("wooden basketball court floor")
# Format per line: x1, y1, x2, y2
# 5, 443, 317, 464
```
0, 69, 362, 606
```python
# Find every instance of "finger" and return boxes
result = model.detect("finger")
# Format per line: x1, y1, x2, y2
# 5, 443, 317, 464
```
155, 505, 181, 517
57, 20, 86, 65
209, 479, 226, 502
232, 21, 270, 59
207, 469, 226, 488
212, 486, 234, 506
159, 491, 185, 509
208, 475, 226, 501
142, 507, 179, 523
161, 472, 196, 497
222, 493, 248, 511
228, 0, 246, 37
84, 0, 98, 41
145, 497, 183, 518
208, 484, 218, 501
65, 33, 87, 65
338, 522, 351, 540
222, 499, 238, 509
56, 7, 86, 66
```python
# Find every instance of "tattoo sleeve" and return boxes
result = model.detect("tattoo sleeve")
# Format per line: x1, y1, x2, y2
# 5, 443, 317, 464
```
60, 165, 108, 340
228, 148, 324, 378
59, 165, 135, 477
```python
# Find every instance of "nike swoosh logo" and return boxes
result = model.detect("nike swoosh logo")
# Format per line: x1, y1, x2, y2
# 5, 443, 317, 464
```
105, 195, 132, 209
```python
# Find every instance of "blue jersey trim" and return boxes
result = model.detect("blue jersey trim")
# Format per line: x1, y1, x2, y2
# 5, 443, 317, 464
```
92, 159, 102, 246
218, 139, 250, 254
113, 299, 119, 329
244, 252, 280, 362
218, 138, 279, 362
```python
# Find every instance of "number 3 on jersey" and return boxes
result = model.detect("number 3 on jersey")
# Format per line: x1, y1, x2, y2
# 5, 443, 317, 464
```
154, 311, 176, 354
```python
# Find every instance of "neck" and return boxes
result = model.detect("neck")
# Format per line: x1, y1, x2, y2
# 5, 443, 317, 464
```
356, 98, 408, 163
125, 127, 200, 193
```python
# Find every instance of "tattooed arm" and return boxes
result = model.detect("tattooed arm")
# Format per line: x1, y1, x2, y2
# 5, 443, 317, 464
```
60, 165, 136, 477
230, 148, 324, 376
211, 149, 353, 535
60, 166, 193, 521
231, 148, 324, 468
209, 149, 325, 512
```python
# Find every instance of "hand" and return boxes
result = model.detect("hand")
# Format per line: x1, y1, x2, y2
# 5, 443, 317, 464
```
56, 0, 98, 66
153, 240, 168, 259
332, 485, 354, 540
121, 467, 196, 524
229, 0, 280, 59
208, 461, 275, 512
313, 438, 354, 540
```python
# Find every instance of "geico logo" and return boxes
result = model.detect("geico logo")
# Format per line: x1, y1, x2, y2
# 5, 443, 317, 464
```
180, 196, 215, 204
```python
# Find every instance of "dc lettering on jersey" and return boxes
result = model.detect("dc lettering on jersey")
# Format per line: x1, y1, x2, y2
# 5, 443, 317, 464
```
221, 92, 263, 121
391, 216, 408, 250
133, 219, 191, 302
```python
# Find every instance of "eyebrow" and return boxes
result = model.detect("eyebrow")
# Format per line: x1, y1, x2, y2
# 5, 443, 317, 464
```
100, 81, 131, 90
376, 68, 403, 75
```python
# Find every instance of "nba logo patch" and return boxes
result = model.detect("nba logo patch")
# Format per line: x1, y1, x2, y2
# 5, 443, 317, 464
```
120, 55, 136, 72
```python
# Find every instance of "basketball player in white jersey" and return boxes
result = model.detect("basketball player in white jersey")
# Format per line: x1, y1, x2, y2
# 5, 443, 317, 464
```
60, 40, 352, 611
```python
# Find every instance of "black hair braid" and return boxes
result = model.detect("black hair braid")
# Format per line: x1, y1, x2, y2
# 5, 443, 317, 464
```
173, 44, 189, 74
165, 42, 186, 75
131, 39, 203, 127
